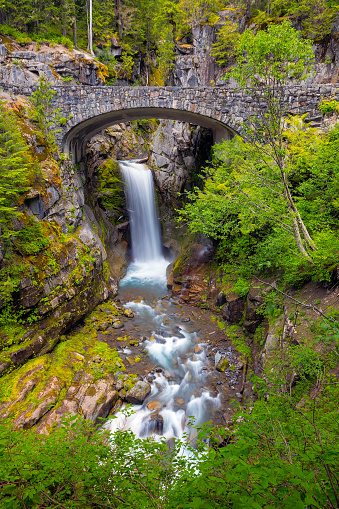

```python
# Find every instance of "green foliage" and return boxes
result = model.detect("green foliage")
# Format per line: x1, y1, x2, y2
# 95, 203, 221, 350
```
157, 25, 176, 81
120, 51, 135, 79
0, 102, 31, 228
98, 159, 125, 221
232, 276, 250, 296
1, 362, 339, 509
266, 0, 339, 40
180, 118, 339, 286
179, 0, 221, 27
14, 217, 50, 256
98, 48, 119, 83
0, 24, 31, 43
92, 0, 116, 44
225, 19, 314, 87
319, 97, 339, 114
29, 77, 64, 148
212, 19, 241, 66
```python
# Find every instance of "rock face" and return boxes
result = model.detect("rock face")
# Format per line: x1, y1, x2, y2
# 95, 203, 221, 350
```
0, 99, 128, 378
0, 38, 106, 86
168, 237, 217, 306
173, 10, 339, 87
174, 21, 220, 87
149, 120, 213, 206
39, 374, 118, 429
244, 288, 265, 333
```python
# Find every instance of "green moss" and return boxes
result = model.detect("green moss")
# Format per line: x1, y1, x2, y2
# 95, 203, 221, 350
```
0, 303, 125, 420
98, 159, 125, 221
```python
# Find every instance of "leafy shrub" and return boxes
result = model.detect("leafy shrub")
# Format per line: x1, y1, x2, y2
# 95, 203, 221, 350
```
0, 24, 31, 43
319, 97, 339, 114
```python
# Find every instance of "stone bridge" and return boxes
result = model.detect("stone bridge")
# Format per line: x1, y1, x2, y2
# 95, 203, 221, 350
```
3, 83, 339, 161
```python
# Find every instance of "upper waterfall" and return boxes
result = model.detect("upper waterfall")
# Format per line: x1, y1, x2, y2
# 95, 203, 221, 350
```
119, 161, 163, 263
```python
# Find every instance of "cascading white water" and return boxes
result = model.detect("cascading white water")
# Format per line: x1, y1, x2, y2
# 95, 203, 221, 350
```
119, 161, 162, 262
107, 160, 220, 450
118, 161, 169, 286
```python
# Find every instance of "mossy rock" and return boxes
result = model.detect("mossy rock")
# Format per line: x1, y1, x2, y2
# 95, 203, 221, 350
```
216, 358, 229, 372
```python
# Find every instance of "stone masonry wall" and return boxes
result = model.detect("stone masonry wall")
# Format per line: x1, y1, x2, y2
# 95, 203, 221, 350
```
1, 83, 338, 154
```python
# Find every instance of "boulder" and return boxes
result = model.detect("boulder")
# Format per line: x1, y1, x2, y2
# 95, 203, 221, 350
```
36, 398, 79, 433
80, 381, 118, 423
113, 321, 124, 329
216, 358, 229, 372
125, 381, 151, 405
221, 293, 245, 324
148, 412, 164, 435
244, 288, 265, 333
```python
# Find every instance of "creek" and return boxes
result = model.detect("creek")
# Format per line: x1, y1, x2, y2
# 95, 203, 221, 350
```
105, 161, 239, 443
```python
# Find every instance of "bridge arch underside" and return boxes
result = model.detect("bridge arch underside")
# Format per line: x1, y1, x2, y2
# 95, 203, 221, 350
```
62, 107, 237, 162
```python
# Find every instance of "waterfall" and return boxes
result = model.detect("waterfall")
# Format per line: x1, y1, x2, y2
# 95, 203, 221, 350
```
119, 161, 162, 262
106, 160, 221, 450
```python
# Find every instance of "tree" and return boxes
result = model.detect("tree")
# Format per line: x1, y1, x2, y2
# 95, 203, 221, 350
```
179, 0, 220, 28
30, 77, 65, 148
222, 20, 316, 260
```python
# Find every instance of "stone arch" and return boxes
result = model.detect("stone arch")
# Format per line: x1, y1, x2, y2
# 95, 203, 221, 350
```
62, 107, 237, 162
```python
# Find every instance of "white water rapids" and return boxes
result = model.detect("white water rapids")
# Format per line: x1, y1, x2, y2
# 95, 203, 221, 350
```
106, 161, 220, 446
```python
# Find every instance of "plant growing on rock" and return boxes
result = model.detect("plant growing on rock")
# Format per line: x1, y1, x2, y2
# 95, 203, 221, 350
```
0, 102, 31, 231
29, 77, 64, 149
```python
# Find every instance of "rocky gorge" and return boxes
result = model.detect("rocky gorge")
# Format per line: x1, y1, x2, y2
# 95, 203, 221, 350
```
0, 9, 339, 441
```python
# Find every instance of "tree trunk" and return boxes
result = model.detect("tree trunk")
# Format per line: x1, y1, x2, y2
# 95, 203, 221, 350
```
280, 170, 315, 259
245, 0, 251, 19
87, 0, 94, 55
115, 0, 122, 40
61, 0, 67, 37
72, 8, 77, 48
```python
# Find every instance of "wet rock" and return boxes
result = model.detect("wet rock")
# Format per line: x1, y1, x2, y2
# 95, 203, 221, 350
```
216, 292, 227, 307
148, 412, 164, 435
113, 321, 124, 329
110, 399, 123, 415
115, 379, 124, 391
80, 381, 118, 423
125, 381, 151, 405
221, 293, 245, 324
244, 288, 265, 333
97, 321, 109, 331
123, 309, 134, 318
37, 398, 79, 433
216, 358, 230, 372
147, 401, 162, 411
